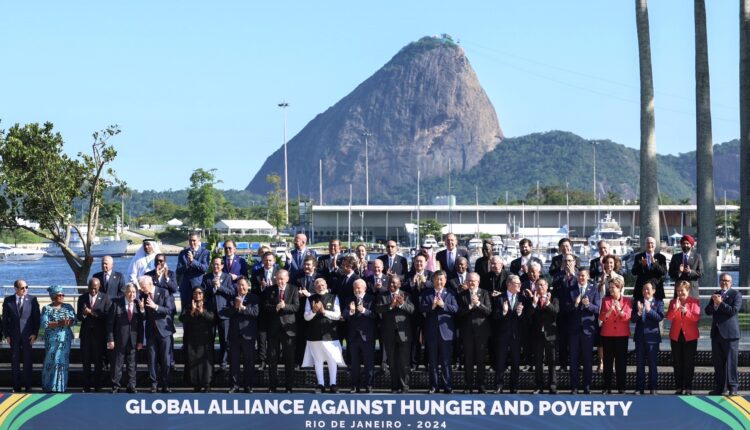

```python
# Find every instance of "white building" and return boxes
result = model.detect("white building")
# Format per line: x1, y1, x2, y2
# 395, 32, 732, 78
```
214, 220, 276, 236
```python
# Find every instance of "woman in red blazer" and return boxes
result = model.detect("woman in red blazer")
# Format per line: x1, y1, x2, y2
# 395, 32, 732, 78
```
599, 277, 632, 394
666, 280, 701, 395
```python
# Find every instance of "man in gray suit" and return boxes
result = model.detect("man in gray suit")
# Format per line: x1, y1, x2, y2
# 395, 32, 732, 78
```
706, 273, 742, 395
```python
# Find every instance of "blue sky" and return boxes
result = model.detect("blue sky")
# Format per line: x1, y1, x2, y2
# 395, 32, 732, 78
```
0, 1, 739, 191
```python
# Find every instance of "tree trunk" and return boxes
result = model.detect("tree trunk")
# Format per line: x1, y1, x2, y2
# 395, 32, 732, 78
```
740, 0, 750, 286
636, 0, 660, 246
695, 0, 717, 288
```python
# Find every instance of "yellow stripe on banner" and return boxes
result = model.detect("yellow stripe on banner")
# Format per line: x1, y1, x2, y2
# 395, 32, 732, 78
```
0, 395, 29, 426
726, 396, 750, 422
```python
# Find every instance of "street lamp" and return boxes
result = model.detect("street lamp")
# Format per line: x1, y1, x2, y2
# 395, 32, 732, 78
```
278, 102, 289, 226
362, 130, 372, 205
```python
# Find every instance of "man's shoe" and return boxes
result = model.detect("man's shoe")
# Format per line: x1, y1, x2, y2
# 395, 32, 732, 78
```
649, 389, 655, 395
365, 386, 373, 394
329, 385, 338, 394
443, 388, 452, 394
111, 387, 119, 394
150, 385, 158, 394
161, 387, 172, 394
257, 362, 266, 371
228, 386, 239, 394
633, 390, 643, 395
509, 389, 518, 394
617, 389, 625, 394
495, 386, 504, 394
674, 390, 684, 395
268, 387, 277, 393
127, 387, 137, 394
315, 385, 324, 393
428, 388, 436, 394
244, 387, 253, 394
463, 389, 473, 394
285, 388, 293, 393
391, 389, 399, 394
478, 387, 487, 394
549, 386, 557, 395
685, 390, 693, 395
601, 389, 610, 395
708, 390, 723, 396
532, 389, 542, 394
570, 389, 578, 395
583, 389, 591, 395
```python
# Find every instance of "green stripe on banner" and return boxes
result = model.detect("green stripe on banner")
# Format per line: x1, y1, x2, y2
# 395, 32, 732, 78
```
707, 397, 750, 430
680, 396, 748, 430
0, 395, 70, 430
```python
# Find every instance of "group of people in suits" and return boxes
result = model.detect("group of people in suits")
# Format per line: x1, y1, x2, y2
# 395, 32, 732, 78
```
0, 232, 742, 396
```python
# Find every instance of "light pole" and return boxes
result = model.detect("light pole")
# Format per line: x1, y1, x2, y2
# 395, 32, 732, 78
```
363, 131, 372, 205
278, 102, 290, 226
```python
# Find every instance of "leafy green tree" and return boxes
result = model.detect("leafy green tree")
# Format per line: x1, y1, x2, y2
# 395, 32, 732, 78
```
266, 173, 286, 235
0, 121, 121, 285
418, 219, 444, 240
187, 168, 221, 233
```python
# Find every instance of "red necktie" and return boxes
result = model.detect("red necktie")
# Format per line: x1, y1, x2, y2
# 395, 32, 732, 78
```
127, 303, 132, 322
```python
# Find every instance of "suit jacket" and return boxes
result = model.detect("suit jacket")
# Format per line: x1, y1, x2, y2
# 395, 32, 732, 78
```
448, 272, 470, 294
509, 255, 544, 280
588, 257, 624, 282
548, 254, 582, 278
599, 296, 632, 337
403, 270, 434, 307
375, 290, 414, 343
491, 292, 528, 340
474, 256, 493, 279
202, 272, 236, 320
295, 272, 319, 296
176, 246, 211, 292
251, 266, 279, 295
435, 248, 469, 278
666, 297, 701, 342
261, 284, 300, 338
705, 288, 742, 340
145, 269, 178, 295
107, 298, 143, 346
2, 295, 40, 341
560, 281, 601, 336
457, 289, 492, 338
377, 254, 409, 278
480, 269, 509, 293
287, 247, 318, 280
227, 294, 260, 341
76, 292, 111, 342
222, 254, 249, 284
364, 273, 390, 296
140, 288, 176, 340
631, 298, 664, 344
333, 272, 361, 300
317, 253, 344, 284
631, 252, 667, 301
93, 271, 127, 300
419, 288, 458, 341
342, 294, 377, 343
528, 296, 559, 341
668, 251, 703, 297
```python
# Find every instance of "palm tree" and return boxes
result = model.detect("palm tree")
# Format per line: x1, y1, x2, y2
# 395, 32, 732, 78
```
740, 0, 750, 286
695, 0, 717, 287
636, 0, 660, 246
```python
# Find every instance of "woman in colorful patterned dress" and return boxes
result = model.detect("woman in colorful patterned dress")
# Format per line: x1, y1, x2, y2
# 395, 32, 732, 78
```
41, 285, 76, 392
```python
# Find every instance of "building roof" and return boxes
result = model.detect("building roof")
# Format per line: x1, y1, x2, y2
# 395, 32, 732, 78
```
214, 219, 274, 230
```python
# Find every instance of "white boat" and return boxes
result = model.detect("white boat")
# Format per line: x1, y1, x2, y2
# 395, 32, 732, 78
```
467, 237, 483, 254
588, 212, 633, 258
0, 243, 46, 261
45, 233, 128, 257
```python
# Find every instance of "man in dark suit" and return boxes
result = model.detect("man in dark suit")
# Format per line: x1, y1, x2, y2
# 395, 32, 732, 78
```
706, 273, 742, 395
403, 253, 433, 370
473, 240, 495, 279
286, 233, 317, 282
563, 270, 600, 394
138, 275, 176, 393
176, 233, 211, 307
77, 278, 111, 392
106, 283, 143, 393
631, 282, 664, 394
510, 238, 544, 282
294, 255, 318, 365
448, 257, 470, 294
222, 240, 249, 286
491, 274, 527, 393
548, 238, 581, 278
435, 233, 468, 278
227, 277, 260, 393
2, 279, 40, 392
588, 240, 611, 281
376, 276, 414, 393
378, 240, 409, 279
551, 256, 579, 372
419, 270, 458, 394
252, 251, 278, 369
668, 235, 703, 298
333, 255, 361, 300
365, 259, 389, 296
93, 255, 127, 300
202, 257, 236, 373
261, 269, 299, 392
528, 278, 559, 394
343, 279, 377, 393
145, 253, 178, 295
317, 239, 344, 285
480, 256, 509, 293
631, 236, 667, 301
457, 272, 492, 393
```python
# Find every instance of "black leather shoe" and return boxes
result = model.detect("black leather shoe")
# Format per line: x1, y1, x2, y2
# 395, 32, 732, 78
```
150, 385, 158, 394
391, 389, 399, 394
127, 387, 137, 394
244, 387, 253, 394
634, 390, 643, 395
601, 389, 610, 395
365, 386, 372, 393
285, 388, 293, 393
729, 391, 739, 396
549, 386, 557, 394
443, 389, 452, 394
708, 390, 723, 395
649, 390, 655, 395
532, 389, 542, 394
583, 388, 590, 395
315, 385, 324, 393
228, 386, 239, 394
329, 385, 338, 394
268, 387, 277, 393
685, 390, 693, 395
11, 387, 20, 393
161, 387, 172, 394
478, 387, 486, 394
495, 386, 504, 394
509, 389, 518, 394
674, 390, 684, 395
257, 362, 266, 371
428, 388, 436, 394
463, 389, 473, 394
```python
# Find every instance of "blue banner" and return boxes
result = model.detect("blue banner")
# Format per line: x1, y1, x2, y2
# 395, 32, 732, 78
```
1, 393, 748, 430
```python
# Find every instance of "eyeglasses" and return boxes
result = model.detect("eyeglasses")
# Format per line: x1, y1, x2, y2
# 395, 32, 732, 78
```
224, 247, 234, 250
16, 286, 28, 290
156, 260, 166, 263
56, 294, 65, 297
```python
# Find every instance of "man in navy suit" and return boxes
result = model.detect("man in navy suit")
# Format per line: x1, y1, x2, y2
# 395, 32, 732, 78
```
202, 257, 236, 373
138, 275, 176, 393
261, 270, 299, 392
333, 255, 361, 300
435, 233, 468, 279
563, 270, 601, 394
405, 254, 433, 370
317, 239, 344, 286
631, 282, 664, 394
77, 278, 111, 392
176, 233, 211, 306
343, 279, 377, 393
364, 259, 389, 296
378, 240, 409, 279
376, 276, 414, 393
548, 238, 582, 278
510, 238, 544, 282
287, 233, 317, 282
457, 272, 492, 393
631, 236, 667, 301
93, 255, 127, 300
492, 274, 527, 393
107, 283, 143, 393
528, 278, 559, 394
2, 279, 40, 392
419, 270, 458, 393
706, 273, 743, 395
222, 240, 249, 286
227, 277, 260, 393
